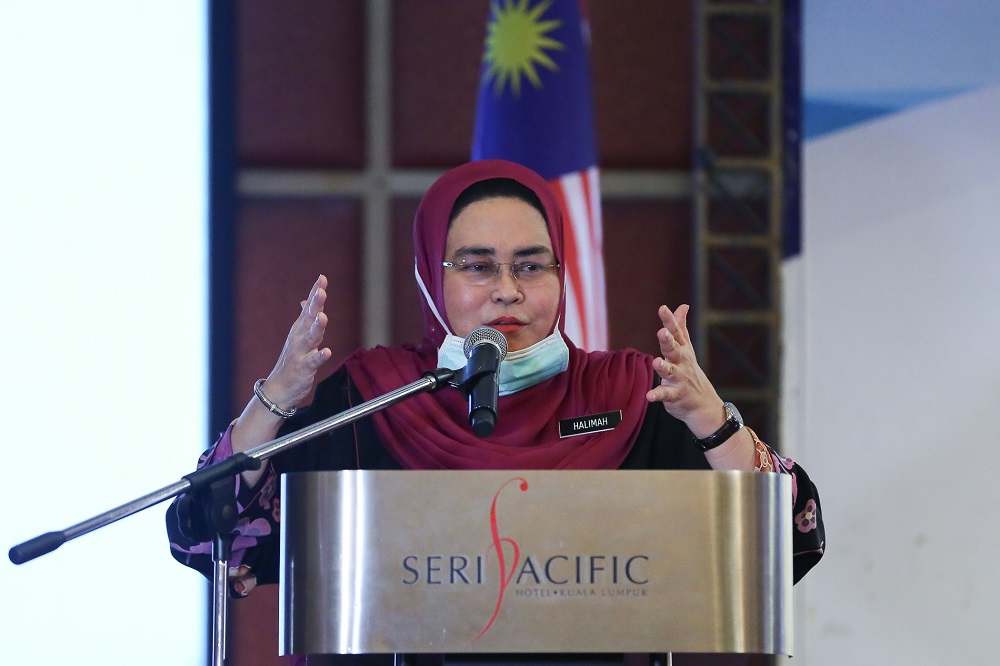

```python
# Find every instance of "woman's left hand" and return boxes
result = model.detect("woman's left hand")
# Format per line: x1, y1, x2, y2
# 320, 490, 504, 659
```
645, 304, 728, 440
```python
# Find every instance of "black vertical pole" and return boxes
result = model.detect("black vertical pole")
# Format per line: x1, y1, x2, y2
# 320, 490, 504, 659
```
208, 0, 237, 449
782, 0, 803, 260
207, 1, 237, 664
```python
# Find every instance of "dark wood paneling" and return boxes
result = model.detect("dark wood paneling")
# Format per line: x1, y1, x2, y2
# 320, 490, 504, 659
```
391, 0, 489, 167
235, 198, 363, 415
227, 586, 282, 665
603, 199, 693, 356
590, 0, 694, 169
237, 0, 366, 167
390, 197, 425, 345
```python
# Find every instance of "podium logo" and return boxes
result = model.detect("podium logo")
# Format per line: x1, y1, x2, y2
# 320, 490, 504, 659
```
400, 476, 651, 642
475, 476, 529, 641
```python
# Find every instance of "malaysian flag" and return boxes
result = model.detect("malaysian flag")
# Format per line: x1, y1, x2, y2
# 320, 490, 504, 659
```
472, 0, 606, 351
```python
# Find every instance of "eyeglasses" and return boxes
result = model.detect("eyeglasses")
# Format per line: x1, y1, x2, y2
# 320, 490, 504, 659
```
442, 259, 560, 286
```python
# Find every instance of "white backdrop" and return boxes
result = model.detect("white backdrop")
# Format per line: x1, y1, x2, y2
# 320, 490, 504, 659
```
790, 3, 1000, 662
793, 85, 1000, 664
0, 2, 208, 663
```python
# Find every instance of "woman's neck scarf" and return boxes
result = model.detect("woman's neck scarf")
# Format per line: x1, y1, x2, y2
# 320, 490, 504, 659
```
343, 160, 654, 470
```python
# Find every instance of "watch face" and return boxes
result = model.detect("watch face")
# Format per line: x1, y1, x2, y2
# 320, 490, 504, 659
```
725, 402, 743, 427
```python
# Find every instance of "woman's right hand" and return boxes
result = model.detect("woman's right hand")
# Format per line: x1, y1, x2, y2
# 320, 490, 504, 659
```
256, 274, 333, 412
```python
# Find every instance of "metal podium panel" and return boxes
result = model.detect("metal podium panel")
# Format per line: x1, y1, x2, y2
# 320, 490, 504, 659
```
279, 470, 792, 656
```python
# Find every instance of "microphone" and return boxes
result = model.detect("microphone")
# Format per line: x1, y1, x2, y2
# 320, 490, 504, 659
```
462, 326, 508, 437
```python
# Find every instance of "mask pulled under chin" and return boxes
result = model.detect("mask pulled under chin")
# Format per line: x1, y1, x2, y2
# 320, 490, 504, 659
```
437, 330, 569, 396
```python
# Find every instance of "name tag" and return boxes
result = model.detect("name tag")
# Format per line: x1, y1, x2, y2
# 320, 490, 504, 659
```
558, 410, 623, 438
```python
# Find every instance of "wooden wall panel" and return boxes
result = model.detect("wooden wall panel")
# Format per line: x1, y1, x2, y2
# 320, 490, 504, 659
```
235, 198, 363, 415
227, 586, 282, 666
391, 0, 489, 167
590, 0, 695, 169
603, 200, 693, 356
390, 198, 425, 345
237, 0, 366, 167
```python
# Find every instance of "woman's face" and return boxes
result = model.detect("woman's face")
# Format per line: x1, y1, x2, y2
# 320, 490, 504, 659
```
442, 197, 560, 352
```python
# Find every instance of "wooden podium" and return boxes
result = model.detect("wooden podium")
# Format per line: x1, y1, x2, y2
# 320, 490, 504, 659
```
278, 470, 792, 658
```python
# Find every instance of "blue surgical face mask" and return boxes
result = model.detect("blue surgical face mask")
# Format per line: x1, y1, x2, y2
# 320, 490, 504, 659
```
438, 330, 569, 396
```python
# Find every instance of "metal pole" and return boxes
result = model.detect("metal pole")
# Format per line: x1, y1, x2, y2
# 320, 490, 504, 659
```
212, 554, 229, 666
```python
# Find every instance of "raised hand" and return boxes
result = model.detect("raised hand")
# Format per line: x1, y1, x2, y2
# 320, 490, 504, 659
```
645, 304, 727, 440
257, 274, 333, 412
230, 275, 333, 476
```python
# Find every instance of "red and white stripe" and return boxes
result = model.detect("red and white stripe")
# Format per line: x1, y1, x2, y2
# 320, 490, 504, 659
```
549, 166, 607, 351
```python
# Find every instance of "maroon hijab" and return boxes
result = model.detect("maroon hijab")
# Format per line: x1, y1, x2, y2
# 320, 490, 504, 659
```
343, 160, 655, 469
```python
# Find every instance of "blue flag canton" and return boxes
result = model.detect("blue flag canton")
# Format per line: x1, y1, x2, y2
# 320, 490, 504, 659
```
472, 0, 598, 179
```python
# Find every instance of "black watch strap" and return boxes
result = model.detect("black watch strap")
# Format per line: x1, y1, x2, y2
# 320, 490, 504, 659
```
695, 402, 743, 451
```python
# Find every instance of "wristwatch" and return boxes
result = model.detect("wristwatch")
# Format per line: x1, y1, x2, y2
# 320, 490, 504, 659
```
695, 402, 744, 451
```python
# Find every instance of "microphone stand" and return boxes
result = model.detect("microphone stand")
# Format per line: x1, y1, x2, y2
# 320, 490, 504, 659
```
7, 365, 484, 666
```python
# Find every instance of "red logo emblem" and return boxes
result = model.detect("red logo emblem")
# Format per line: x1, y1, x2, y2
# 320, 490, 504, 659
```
472, 476, 529, 642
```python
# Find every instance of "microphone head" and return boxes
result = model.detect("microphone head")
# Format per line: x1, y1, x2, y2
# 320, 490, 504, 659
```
463, 326, 508, 361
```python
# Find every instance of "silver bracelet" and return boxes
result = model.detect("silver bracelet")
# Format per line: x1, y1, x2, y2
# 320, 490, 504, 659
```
253, 378, 297, 418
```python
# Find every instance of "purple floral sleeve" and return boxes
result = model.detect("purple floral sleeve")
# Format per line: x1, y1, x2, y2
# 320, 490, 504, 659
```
165, 424, 281, 596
